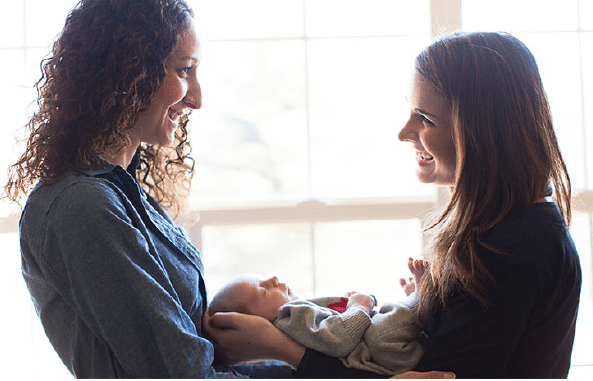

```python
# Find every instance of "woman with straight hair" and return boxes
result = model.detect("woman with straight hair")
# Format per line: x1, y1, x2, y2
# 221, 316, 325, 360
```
207, 32, 582, 379
403, 31, 581, 378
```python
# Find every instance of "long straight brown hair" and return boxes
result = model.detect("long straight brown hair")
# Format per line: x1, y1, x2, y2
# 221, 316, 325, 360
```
415, 32, 571, 324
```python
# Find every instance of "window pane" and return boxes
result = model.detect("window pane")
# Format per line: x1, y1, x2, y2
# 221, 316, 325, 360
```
188, 0, 304, 40
463, 0, 579, 32
0, 0, 24, 47
314, 219, 423, 302
202, 224, 315, 300
25, 48, 49, 87
1, 47, 48, 217
188, 2, 433, 203
581, 0, 593, 30
190, 40, 309, 205
201, 219, 424, 303
25, 0, 79, 48
305, 0, 430, 37
307, 36, 434, 198
583, 33, 593, 189
0, 50, 30, 217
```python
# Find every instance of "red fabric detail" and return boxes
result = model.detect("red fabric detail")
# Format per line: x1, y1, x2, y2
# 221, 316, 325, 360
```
327, 297, 349, 313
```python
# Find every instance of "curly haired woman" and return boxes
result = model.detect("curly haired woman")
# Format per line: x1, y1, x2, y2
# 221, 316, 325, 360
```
4, 0, 456, 378
4, 0, 295, 378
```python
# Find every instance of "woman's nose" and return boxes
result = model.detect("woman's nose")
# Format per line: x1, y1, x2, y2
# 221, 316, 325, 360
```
184, 80, 202, 110
398, 118, 416, 142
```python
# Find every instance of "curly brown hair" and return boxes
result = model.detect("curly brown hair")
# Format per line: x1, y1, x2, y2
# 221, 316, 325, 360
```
5, 0, 195, 214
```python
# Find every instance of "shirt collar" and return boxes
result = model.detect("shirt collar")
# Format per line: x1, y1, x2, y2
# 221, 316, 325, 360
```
81, 157, 119, 176
80, 151, 140, 179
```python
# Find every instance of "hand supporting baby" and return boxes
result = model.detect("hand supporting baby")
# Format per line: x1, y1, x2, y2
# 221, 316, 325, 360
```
202, 307, 306, 367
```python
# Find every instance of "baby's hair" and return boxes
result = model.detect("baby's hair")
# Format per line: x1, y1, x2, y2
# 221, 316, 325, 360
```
208, 279, 255, 317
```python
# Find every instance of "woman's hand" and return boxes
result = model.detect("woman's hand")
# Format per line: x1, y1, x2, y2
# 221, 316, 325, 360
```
202, 308, 306, 368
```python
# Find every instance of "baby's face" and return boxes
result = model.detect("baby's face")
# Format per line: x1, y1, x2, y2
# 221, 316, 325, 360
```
239, 276, 298, 321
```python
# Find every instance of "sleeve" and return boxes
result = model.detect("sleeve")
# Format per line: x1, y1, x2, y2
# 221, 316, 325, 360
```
26, 180, 237, 378
274, 299, 371, 357
293, 348, 385, 378
364, 302, 423, 373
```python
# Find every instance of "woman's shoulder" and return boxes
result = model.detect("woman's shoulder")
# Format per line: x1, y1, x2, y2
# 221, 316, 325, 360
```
482, 202, 579, 277
487, 202, 568, 249
24, 172, 128, 220
19, 173, 137, 258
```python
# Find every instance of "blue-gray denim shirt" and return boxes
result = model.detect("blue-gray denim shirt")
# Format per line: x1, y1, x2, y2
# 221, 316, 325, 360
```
19, 158, 240, 378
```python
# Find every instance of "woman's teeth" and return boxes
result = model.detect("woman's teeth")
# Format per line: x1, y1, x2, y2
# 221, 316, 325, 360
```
168, 108, 181, 124
417, 152, 434, 161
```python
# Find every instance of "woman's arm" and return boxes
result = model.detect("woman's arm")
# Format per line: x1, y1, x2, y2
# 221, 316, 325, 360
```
203, 310, 455, 379
202, 310, 306, 368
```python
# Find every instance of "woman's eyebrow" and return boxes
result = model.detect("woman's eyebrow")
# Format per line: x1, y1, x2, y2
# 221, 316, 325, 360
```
179, 56, 199, 62
414, 108, 437, 118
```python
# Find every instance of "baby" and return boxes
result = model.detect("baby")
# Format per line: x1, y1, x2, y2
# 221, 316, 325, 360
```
208, 258, 430, 376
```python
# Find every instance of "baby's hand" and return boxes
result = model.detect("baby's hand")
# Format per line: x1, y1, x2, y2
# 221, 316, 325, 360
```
346, 292, 376, 314
400, 257, 431, 296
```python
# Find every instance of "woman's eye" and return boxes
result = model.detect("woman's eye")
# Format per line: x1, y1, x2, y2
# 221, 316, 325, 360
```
177, 66, 192, 77
419, 114, 435, 126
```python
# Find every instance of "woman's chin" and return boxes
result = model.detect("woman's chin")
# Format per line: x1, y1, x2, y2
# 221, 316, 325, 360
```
415, 171, 435, 184
416, 168, 455, 186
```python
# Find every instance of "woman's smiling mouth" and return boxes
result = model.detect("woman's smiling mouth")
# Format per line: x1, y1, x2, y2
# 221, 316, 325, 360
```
416, 151, 434, 165
168, 108, 183, 125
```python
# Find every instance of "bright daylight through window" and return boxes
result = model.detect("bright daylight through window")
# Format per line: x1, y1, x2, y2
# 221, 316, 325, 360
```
0, 0, 591, 379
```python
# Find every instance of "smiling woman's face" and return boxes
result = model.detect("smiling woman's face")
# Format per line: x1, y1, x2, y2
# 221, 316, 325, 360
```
130, 18, 202, 148
398, 71, 456, 187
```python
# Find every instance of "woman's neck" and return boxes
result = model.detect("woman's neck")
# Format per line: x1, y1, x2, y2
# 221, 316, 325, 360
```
101, 145, 139, 168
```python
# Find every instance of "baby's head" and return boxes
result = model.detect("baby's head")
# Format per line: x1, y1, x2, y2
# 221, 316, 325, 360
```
209, 275, 298, 322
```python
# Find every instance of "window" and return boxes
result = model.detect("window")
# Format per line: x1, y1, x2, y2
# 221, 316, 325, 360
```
0, 1, 591, 379
188, 0, 434, 305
